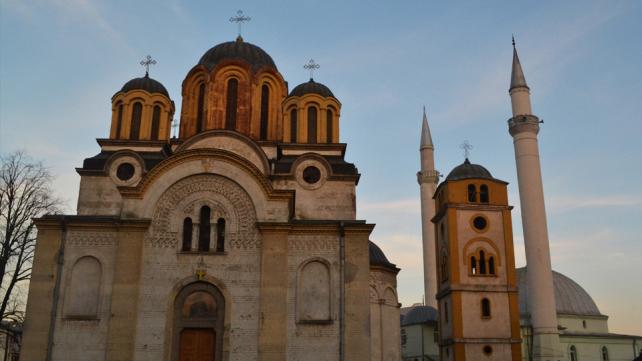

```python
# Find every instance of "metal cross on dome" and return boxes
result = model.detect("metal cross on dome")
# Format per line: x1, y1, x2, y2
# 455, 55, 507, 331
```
230, 10, 251, 37
460, 140, 473, 159
304, 59, 320, 79
140, 55, 156, 76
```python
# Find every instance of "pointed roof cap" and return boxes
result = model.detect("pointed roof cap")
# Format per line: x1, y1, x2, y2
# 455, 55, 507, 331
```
420, 106, 433, 149
510, 36, 529, 91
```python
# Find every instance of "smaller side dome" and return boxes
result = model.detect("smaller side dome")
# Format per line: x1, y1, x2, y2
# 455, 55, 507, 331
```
401, 305, 439, 326
369, 241, 399, 271
118, 74, 169, 97
289, 78, 335, 98
445, 158, 495, 181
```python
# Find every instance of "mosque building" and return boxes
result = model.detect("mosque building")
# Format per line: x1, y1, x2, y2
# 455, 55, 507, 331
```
405, 41, 642, 361
20, 29, 402, 361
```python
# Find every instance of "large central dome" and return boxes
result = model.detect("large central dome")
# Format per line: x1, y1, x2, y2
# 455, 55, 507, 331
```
198, 37, 276, 71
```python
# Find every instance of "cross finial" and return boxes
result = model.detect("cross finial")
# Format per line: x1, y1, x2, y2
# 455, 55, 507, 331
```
230, 10, 251, 37
460, 140, 473, 159
140, 55, 156, 76
171, 119, 179, 138
304, 59, 320, 80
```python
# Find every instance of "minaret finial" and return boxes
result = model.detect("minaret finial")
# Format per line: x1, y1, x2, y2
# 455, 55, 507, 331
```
140, 55, 156, 77
304, 59, 320, 80
512, 34, 516, 48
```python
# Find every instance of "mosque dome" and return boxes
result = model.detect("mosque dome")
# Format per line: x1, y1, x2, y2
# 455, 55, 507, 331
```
445, 158, 495, 181
401, 305, 439, 326
369, 241, 398, 271
118, 74, 169, 97
289, 78, 335, 98
516, 267, 603, 317
198, 37, 277, 71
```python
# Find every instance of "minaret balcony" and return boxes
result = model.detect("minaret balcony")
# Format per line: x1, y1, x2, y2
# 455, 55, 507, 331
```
508, 114, 541, 136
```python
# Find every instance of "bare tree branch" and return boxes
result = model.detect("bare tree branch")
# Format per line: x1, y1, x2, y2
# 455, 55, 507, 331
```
1, 151, 62, 322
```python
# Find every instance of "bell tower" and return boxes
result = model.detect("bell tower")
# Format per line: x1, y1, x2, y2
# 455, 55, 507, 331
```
434, 159, 521, 361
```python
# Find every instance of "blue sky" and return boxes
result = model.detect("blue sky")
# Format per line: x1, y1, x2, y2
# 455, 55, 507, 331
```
1, 1, 641, 334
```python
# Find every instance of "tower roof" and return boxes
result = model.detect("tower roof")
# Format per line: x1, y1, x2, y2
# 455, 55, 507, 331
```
289, 78, 335, 98
420, 107, 433, 149
510, 39, 529, 91
198, 37, 277, 71
445, 158, 497, 182
369, 241, 399, 271
117, 74, 169, 98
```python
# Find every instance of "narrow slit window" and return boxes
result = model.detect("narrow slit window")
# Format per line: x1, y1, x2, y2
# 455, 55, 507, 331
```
182, 217, 192, 251
307, 106, 317, 144
479, 250, 487, 274
570, 346, 577, 361
444, 301, 449, 323
601, 346, 609, 361
471, 256, 477, 275
481, 298, 491, 318
130, 102, 143, 140
326, 109, 333, 143
199, 206, 211, 252
489, 256, 495, 275
216, 218, 225, 252
115, 103, 123, 139
260, 84, 269, 140
151, 105, 161, 140
225, 78, 238, 130
468, 184, 477, 202
290, 108, 298, 142
480, 184, 489, 203
196, 83, 205, 132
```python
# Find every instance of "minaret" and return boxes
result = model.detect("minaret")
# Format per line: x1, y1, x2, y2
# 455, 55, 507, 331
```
417, 107, 439, 308
508, 39, 562, 360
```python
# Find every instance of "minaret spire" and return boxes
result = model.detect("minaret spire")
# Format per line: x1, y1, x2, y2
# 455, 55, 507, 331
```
507, 40, 563, 361
417, 107, 439, 309
420, 106, 433, 149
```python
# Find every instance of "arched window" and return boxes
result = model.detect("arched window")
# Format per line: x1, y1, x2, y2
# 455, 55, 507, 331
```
130, 102, 143, 140
471, 256, 477, 275
582, 320, 587, 328
297, 260, 331, 322
480, 184, 489, 203
307, 106, 317, 144
601, 346, 609, 361
468, 184, 477, 202
481, 298, 491, 318
196, 82, 205, 132
440, 253, 449, 282
260, 84, 269, 140
479, 250, 487, 274
216, 218, 225, 252
326, 109, 333, 143
225, 78, 238, 130
290, 108, 298, 142
151, 105, 161, 140
115, 102, 124, 139
489, 256, 495, 275
570, 345, 578, 361
65, 256, 101, 318
182, 217, 192, 251
199, 206, 211, 252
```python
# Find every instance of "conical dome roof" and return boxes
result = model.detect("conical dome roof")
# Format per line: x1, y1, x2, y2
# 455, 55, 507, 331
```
118, 74, 169, 97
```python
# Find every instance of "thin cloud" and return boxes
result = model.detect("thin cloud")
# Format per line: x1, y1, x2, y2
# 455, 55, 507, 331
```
548, 195, 642, 213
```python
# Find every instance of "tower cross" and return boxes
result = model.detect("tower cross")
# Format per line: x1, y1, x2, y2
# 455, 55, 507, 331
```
460, 140, 473, 159
140, 55, 156, 76
304, 59, 320, 79
230, 10, 251, 37
171, 119, 179, 138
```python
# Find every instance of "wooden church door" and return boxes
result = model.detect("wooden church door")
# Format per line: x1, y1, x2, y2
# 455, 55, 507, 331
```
179, 328, 215, 361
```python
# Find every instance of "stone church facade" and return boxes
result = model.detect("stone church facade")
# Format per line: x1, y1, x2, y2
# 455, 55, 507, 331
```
21, 36, 401, 361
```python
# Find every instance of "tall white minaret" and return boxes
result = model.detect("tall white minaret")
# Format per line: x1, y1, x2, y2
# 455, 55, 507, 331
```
508, 39, 562, 361
417, 107, 439, 308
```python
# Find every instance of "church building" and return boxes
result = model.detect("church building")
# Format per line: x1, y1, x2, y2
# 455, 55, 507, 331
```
20, 34, 401, 361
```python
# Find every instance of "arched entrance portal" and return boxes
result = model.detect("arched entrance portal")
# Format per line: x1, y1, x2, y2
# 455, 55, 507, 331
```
173, 282, 225, 361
